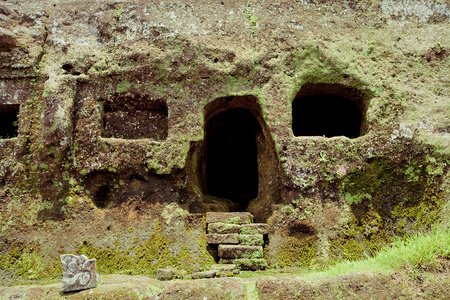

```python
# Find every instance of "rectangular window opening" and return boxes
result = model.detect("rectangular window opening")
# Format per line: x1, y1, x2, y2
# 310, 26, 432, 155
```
101, 99, 168, 140
0, 104, 20, 139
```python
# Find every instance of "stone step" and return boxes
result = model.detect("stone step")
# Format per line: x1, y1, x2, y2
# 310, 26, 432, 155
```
240, 223, 269, 235
238, 234, 264, 246
218, 245, 263, 259
207, 223, 241, 234
190, 270, 217, 280
206, 234, 239, 245
206, 212, 253, 224
210, 264, 237, 272
219, 258, 267, 271
206, 234, 264, 246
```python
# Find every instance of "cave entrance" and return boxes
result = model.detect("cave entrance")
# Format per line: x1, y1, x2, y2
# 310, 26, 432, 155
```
205, 108, 260, 211
292, 84, 367, 139
187, 95, 283, 221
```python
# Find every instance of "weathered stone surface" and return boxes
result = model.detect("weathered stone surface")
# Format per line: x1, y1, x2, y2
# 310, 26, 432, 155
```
241, 223, 269, 235
162, 277, 246, 300
211, 264, 237, 272
206, 212, 253, 224
0, 79, 32, 105
206, 233, 239, 244
0, 274, 164, 300
234, 258, 268, 270
157, 269, 174, 281
0, 27, 16, 48
238, 234, 264, 246
219, 258, 268, 270
1, 272, 447, 300
256, 273, 413, 300
190, 270, 217, 279
208, 222, 242, 234
215, 270, 236, 277
218, 245, 263, 259
60, 254, 98, 293
157, 267, 184, 281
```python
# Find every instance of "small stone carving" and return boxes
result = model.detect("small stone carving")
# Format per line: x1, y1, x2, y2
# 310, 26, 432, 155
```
60, 254, 98, 292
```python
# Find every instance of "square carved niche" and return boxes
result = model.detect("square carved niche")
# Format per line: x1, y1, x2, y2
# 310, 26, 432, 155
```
101, 97, 168, 140
0, 104, 20, 139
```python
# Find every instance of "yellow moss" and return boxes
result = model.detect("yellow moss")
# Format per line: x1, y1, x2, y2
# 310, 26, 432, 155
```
77, 222, 214, 277
275, 236, 318, 268
0, 244, 61, 281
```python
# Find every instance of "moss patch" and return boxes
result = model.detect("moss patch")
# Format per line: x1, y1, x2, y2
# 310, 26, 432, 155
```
275, 235, 318, 268
0, 243, 61, 281
78, 222, 214, 277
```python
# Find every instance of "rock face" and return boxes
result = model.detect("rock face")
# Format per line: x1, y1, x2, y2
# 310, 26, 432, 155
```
60, 254, 98, 292
0, 0, 449, 283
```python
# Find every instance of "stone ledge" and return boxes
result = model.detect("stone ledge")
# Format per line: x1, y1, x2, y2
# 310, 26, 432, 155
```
219, 258, 268, 271
218, 245, 263, 259
206, 233, 240, 244
207, 222, 242, 234
238, 234, 264, 246
206, 212, 253, 224
240, 223, 269, 235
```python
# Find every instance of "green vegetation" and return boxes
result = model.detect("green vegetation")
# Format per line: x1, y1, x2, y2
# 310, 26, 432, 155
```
275, 236, 318, 268
306, 224, 450, 279
77, 222, 215, 277
115, 5, 124, 20
246, 0, 259, 47
115, 80, 131, 93
0, 244, 61, 281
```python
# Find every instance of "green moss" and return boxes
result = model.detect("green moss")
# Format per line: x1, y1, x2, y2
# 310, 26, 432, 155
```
77, 222, 214, 277
115, 80, 131, 93
240, 226, 259, 235
0, 244, 61, 281
226, 216, 242, 224
340, 159, 386, 205
275, 236, 318, 268
238, 235, 263, 246
329, 170, 444, 263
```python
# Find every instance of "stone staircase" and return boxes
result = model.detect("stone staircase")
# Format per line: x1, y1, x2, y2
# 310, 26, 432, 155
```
205, 212, 268, 270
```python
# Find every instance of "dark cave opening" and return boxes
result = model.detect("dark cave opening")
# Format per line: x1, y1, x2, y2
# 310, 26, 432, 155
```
205, 108, 260, 210
292, 95, 363, 139
0, 104, 19, 139
94, 185, 111, 208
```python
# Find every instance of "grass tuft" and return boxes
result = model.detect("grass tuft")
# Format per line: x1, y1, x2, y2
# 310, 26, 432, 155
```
306, 224, 450, 279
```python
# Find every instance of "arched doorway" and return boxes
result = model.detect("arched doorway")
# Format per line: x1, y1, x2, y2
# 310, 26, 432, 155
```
186, 95, 283, 222
205, 108, 260, 210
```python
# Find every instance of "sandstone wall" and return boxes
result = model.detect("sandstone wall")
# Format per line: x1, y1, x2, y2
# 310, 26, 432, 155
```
0, 0, 449, 281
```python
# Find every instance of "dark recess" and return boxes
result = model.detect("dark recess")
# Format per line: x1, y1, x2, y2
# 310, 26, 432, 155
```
0, 104, 19, 139
292, 95, 362, 138
62, 63, 73, 72
206, 108, 260, 210
94, 185, 111, 208
102, 98, 168, 140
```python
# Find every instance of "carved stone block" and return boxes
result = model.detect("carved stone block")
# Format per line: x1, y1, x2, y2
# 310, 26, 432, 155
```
206, 234, 240, 244
60, 254, 98, 292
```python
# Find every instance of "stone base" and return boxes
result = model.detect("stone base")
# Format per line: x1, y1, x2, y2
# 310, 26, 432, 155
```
219, 258, 268, 271
218, 245, 263, 259
206, 212, 253, 224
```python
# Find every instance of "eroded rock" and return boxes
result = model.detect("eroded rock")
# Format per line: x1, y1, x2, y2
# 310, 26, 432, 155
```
60, 254, 98, 293
157, 267, 184, 281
